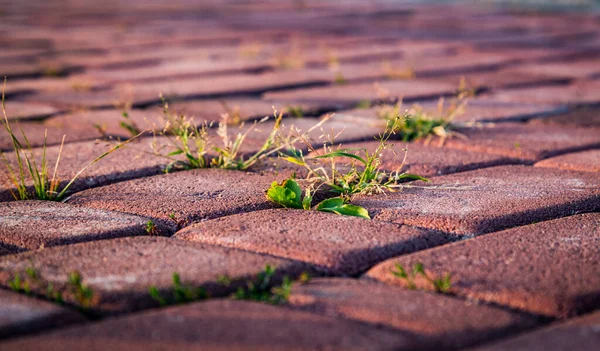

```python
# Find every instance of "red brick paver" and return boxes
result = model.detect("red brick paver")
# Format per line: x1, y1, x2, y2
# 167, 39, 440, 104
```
467, 311, 600, 351
354, 165, 600, 235
365, 213, 600, 317
174, 209, 448, 275
0, 237, 307, 314
0, 300, 413, 351
0, 289, 85, 339
289, 278, 540, 350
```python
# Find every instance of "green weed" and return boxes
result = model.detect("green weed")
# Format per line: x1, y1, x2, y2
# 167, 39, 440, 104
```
145, 220, 157, 235
149, 273, 208, 306
67, 271, 94, 307
376, 97, 467, 143
392, 262, 452, 293
232, 264, 292, 305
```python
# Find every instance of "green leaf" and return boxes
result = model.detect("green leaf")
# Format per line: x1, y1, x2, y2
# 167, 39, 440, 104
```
316, 198, 370, 219
396, 173, 429, 182
312, 150, 367, 165
282, 156, 306, 166
266, 179, 303, 209
302, 188, 312, 210
167, 149, 184, 156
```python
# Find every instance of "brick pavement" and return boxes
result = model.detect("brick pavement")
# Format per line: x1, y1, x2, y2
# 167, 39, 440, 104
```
0, 0, 599, 349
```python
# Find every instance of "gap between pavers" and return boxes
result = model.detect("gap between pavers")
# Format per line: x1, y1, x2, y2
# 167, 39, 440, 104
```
288, 277, 542, 350
364, 213, 600, 318
0, 236, 310, 316
0, 201, 171, 253
0, 288, 86, 340
64, 168, 287, 233
465, 310, 600, 351
174, 209, 451, 276
353, 165, 600, 236
308, 140, 519, 178
0, 299, 415, 351
535, 149, 600, 173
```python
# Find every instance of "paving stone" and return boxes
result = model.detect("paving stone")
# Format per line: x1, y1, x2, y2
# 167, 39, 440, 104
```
0, 236, 306, 315
310, 140, 518, 177
353, 165, 600, 236
289, 278, 540, 350
528, 106, 600, 127
2, 101, 59, 121
365, 213, 600, 317
0, 121, 100, 151
486, 80, 600, 105
0, 201, 169, 252
66, 168, 280, 231
174, 209, 448, 275
535, 149, 600, 173
440, 122, 600, 162
504, 60, 600, 80
262, 79, 458, 108
0, 288, 86, 340
336, 99, 564, 123
0, 299, 413, 351
0, 138, 169, 202
467, 311, 600, 351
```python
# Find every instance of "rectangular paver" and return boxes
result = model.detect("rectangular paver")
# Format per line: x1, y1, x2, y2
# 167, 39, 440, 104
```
289, 278, 540, 350
0, 237, 307, 315
0, 299, 413, 351
365, 213, 600, 317
174, 209, 449, 275
353, 165, 600, 236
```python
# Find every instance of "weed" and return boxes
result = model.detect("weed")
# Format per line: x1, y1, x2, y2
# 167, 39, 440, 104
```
266, 178, 370, 218
238, 42, 262, 59
149, 273, 208, 306
392, 262, 452, 293
334, 71, 347, 85
286, 105, 304, 119
232, 264, 291, 305
0, 80, 139, 201
355, 100, 371, 109
67, 271, 94, 307
376, 96, 467, 143
145, 220, 158, 235
152, 100, 328, 172
9, 273, 30, 294
119, 111, 141, 137
282, 114, 428, 198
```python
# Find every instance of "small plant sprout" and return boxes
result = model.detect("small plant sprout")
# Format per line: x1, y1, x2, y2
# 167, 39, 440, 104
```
376, 96, 468, 144
149, 273, 208, 306
145, 220, 158, 235
0, 80, 140, 201
392, 262, 452, 293
285, 105, 304, 119
233, 264, 292, 305
67, 271, 94, 307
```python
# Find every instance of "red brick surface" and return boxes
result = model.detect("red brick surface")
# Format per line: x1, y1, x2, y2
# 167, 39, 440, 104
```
1, 0, 600, 347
